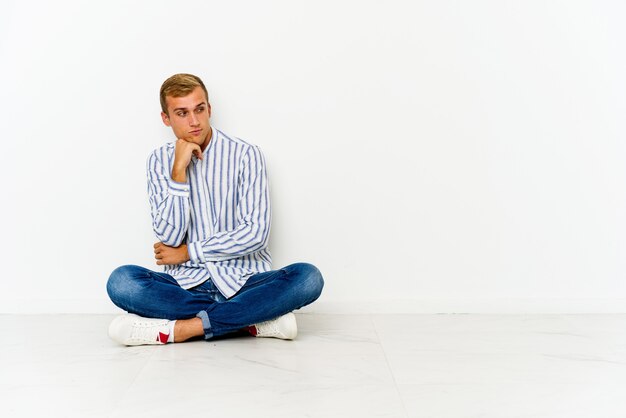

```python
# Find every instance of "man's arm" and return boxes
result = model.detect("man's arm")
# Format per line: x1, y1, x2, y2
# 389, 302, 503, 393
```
147, 139, 202, 247
187, 145, 271, 263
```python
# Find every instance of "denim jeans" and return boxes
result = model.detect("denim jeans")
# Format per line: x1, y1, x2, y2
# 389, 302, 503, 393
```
106, 263, 324, 339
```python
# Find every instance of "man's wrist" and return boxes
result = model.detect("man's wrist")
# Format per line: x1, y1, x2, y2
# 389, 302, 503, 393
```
171, 166, 187, 183
181, 244, 190, 263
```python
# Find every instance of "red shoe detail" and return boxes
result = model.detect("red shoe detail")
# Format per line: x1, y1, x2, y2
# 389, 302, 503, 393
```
157, 332, 169, 344
247, 326, 258, 336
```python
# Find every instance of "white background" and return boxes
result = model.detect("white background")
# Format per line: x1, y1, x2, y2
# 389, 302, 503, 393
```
1, 0, 625, 313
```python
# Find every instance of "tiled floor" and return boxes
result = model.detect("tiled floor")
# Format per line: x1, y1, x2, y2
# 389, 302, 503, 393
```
1, 313, 626, 417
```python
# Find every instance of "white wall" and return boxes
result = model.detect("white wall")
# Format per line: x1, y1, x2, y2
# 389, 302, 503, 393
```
1, 0, 625, 314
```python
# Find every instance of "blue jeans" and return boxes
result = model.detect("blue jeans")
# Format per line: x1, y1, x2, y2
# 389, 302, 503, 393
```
106, 263, 324, 340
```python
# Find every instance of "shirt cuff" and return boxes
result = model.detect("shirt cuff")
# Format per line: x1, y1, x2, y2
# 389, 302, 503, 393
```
169, 179, 190, 197
188, 241, 206, 264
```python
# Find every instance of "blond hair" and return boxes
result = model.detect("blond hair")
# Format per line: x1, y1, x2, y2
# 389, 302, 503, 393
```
159, 73, 209, 114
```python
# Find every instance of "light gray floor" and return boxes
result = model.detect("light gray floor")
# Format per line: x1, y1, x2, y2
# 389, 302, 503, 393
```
1, 313, 626, 417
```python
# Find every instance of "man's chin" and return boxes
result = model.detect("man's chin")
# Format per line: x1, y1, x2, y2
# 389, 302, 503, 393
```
183, 134, 204, 144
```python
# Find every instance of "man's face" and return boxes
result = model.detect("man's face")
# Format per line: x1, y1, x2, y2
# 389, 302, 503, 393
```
161, 86, 212, 147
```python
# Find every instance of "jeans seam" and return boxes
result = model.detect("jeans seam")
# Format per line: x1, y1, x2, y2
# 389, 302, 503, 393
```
241, 268, 285, 291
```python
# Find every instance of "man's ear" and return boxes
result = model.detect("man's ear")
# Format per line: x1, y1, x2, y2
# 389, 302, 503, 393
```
161, 111, 171, 127
207, 103, 212, 119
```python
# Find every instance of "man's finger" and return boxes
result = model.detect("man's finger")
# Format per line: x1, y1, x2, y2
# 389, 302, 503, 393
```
154, 242, 162, 249
192, 149, 203, 160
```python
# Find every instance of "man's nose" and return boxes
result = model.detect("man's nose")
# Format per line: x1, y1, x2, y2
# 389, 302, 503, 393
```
189, 113, 200, 126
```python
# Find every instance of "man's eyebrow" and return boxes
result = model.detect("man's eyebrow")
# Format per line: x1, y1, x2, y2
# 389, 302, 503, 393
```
173, 102, 206, 112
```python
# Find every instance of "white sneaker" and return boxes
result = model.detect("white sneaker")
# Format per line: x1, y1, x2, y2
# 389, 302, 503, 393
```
253, 312, 298, 340
108, 314, 171, 346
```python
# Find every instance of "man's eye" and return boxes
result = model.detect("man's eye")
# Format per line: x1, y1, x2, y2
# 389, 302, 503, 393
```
196, 107, 204, 113
177, 112, 186, 117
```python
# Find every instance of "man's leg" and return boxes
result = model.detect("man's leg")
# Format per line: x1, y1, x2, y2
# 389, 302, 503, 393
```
195, 262, 324, 339
106, 265, 216, 344
106, 262, 324, 344
106, 265, 220, 320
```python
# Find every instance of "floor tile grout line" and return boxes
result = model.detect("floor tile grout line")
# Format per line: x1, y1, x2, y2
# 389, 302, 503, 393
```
371, 314, 410, 418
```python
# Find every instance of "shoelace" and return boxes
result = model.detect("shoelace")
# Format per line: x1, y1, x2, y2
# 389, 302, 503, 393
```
129, 319, 167, 342
255, 319, 279, 337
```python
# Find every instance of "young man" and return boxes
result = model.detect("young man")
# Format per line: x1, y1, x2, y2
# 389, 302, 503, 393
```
106, 73, 324, 345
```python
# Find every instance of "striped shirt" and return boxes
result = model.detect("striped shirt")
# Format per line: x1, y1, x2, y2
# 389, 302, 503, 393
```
146, 127, 272, 298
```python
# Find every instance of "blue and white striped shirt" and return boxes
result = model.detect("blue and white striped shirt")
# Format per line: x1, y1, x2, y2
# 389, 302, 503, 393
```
146, 127, 272, 298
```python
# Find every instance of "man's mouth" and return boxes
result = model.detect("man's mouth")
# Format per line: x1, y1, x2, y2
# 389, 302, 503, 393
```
190, 129, 202, 135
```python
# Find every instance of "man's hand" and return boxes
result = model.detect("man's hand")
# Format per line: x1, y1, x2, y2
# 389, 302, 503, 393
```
172, 138, 202, 183
154, 242, 190, 265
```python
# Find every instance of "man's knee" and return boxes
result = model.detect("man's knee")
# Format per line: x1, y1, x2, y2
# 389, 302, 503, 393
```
106, 265, 143, 304
291, 262, 324, 302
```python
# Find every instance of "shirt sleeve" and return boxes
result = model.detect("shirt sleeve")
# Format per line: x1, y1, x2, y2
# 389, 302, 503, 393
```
147, 149, 191, 247
187, 145, 271, 263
